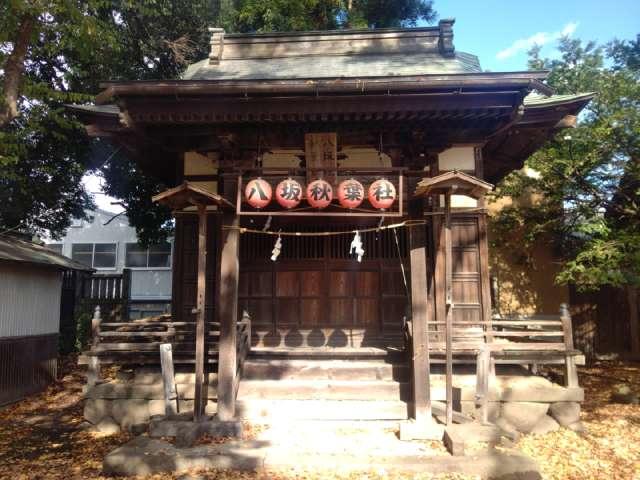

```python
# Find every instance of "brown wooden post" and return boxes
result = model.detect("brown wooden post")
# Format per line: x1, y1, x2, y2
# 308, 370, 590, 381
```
160, 343, 178, 416
560, 303, 579, 388
193, 204, 208, 421
217, 213, 240, 421
408, 200, 433, 425
444, 191, 454, 425
87, 306, 101, 386
628, 286, 640, 354
121, 268, 131, 321
475, 343, 490, 424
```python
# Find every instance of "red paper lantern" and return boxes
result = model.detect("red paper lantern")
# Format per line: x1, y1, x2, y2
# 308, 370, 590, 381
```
244, 178, 272, 209
368, 179, 396, 210
306, 179, 333, 209
337, 179, 364, 209
275, 178, 303, 209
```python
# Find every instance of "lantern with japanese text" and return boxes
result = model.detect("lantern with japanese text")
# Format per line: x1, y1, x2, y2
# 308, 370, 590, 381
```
275, 178, 303, 209
244, 178, 272, 209
368, 179, 396, 210
306, 179, 333, 209
337, 179, 365, 209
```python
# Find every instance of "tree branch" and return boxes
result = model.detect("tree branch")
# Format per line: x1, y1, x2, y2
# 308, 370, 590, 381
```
0, 14, 36, 128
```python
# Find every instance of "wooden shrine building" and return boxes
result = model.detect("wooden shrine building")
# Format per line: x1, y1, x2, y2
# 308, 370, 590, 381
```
73, 20, 593, 437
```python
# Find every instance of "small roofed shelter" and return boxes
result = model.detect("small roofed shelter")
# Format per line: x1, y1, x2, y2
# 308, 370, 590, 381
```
0, 234, 93, 405
71, 20, 592, 438
413, 171, 493, 426
152, 182, 235, 420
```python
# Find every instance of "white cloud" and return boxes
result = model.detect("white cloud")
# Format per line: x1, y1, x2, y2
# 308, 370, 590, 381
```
496, 21, 579, 60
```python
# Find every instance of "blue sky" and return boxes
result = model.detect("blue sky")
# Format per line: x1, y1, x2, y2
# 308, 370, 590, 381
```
431, 0, 640, 71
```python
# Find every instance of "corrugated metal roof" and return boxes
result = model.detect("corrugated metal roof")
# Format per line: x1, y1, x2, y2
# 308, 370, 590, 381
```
0, 235, 93, 271
182, 51, 482, 81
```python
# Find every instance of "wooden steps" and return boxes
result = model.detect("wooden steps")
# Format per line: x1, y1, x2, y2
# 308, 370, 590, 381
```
236, 352, 410, 421
243, 358, 409, 382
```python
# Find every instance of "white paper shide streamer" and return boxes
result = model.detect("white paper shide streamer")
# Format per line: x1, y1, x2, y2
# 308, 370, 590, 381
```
350, 230, 365, 262
271, 235, 282, 261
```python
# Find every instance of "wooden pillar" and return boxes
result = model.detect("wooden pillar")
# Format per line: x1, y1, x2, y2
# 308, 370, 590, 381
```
160, 343, 178, 416
409, 200, 432, 423
444, 191, 454, 426
217, 213, 240, 421
560, 303, 579, 388
193, 205, 208, 421
87, 306, 102, 387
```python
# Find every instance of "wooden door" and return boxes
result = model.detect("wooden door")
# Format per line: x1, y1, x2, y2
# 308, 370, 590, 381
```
237, 227, 410, 347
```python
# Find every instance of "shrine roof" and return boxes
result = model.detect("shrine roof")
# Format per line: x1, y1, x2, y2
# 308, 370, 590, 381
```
182, 20, 483, 81
182, 51, 481, 81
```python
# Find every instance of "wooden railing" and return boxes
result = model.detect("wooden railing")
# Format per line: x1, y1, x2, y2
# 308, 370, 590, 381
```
234, 311, 252, 398
403, 305, 582, 382
82, 269, 130, 301
81, 307, 250, 368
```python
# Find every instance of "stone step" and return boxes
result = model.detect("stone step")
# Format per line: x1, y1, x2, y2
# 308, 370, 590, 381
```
249, 346, 404, 360
237, 399, 409, 420
238, 379, 409, 401
243, 358, 409, 381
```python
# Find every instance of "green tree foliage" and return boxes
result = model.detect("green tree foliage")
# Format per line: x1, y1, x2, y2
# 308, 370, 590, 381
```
227, 0, 435, 32
491, 36, 640, 292
1, 0, 435, 240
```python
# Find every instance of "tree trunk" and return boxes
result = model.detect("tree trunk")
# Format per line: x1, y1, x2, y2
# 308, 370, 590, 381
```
0, 14, 35, 128
627, 286, 639, 354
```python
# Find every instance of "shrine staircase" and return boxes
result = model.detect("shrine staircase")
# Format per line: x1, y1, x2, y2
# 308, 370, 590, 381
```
235, 348, 411, 421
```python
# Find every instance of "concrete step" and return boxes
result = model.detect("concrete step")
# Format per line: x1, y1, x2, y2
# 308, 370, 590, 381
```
249, 346, 404, 360
243, 358, 409, 381
237, 399, 409, 420
238, 379, 409, 401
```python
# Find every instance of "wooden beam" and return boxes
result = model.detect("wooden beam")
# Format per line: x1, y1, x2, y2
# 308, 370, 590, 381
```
478, 214, 493, 343
193, 205, 208, 421
217, 213, 240, 421
444, 191, 453, 426
409, 199, 432, 423
560, 303, 579, 388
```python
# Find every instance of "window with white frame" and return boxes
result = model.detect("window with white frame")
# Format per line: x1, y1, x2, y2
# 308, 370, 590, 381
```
71, 243, 117, 268
125, 242, 172, 268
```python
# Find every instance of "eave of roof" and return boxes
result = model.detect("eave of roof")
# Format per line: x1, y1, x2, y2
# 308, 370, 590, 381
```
524, 92, 596, 108
0, 235, 94, 272
71, 89, 593, 123
95, 71, 552, 104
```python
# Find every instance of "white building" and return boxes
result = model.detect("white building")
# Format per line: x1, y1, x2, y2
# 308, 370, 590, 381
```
46, 209, 173, 318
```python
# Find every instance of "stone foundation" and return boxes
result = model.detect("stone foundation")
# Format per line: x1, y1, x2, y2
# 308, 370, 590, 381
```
84, 366, 583, 435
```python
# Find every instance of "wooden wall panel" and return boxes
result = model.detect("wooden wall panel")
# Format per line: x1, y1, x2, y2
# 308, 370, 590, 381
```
276, 272, 299, 297
301, 271, 323, 297
238, 227, 410, 343
172, 214, 220, 324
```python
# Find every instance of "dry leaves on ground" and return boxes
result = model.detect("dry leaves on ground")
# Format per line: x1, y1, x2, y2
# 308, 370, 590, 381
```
0, 356, 638, 479
515, 361, 640, 480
